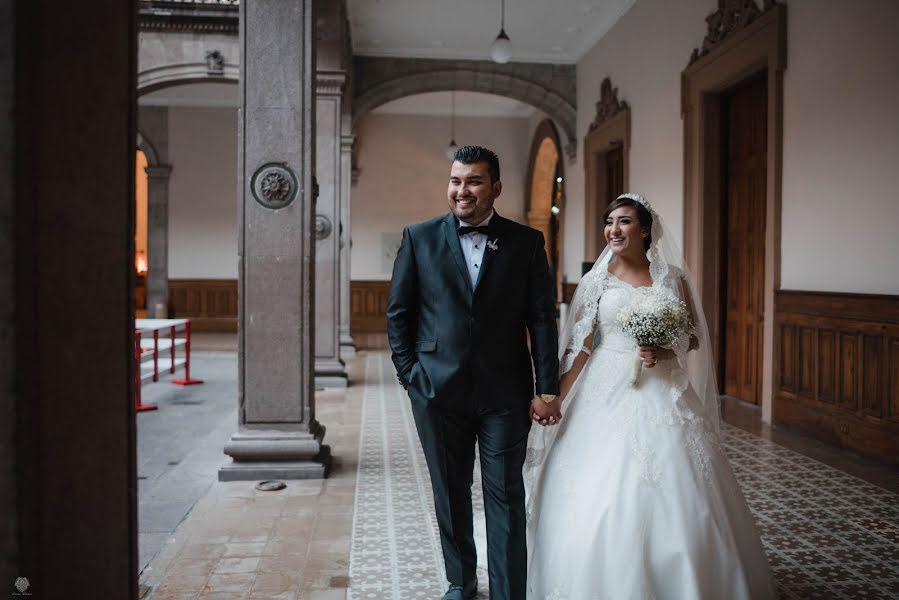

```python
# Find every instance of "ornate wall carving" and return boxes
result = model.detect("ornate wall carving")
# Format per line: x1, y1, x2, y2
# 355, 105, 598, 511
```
689, 0, 778, 65
589, 77, 629, 132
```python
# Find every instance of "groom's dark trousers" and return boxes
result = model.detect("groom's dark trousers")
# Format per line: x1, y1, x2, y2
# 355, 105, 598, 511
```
387, 212, 559, 600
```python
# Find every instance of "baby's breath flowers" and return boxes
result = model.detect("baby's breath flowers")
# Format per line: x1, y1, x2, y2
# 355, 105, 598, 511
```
617, 287, 691, 385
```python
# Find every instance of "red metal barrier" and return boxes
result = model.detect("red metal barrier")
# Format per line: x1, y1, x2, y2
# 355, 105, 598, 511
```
134, 330, 158, 412
172, 320, 203, 386
152, 328, 160, 382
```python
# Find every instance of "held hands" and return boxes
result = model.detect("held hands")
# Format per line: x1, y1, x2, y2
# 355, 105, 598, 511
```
530, 395, 562, 426
637, 345, 674, 368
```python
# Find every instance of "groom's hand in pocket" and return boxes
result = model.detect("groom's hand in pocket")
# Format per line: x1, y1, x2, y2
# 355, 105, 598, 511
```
530, 395, 562, 426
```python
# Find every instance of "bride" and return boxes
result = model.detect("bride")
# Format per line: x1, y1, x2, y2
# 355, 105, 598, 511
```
524, 194, 776, 599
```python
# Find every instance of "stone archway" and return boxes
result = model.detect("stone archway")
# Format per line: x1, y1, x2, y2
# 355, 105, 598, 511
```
352, 58, 577, 162
138, 32, 238, 95
525, 119, 564, 302
136, 111, 173, 317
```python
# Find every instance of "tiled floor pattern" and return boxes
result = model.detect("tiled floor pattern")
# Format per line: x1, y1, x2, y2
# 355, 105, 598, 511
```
727, 427, 899, 599
141, 357, 364, 600
347, 353, 492, 600
348, 352, 899, 600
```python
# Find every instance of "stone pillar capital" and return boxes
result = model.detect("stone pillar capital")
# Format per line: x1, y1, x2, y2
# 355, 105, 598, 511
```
315, 70, 346, 96
145, 164, 172, 179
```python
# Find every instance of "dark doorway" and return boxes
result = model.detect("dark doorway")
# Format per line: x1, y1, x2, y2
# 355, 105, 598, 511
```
593, 144, 623, 254
721, 74, 767, 405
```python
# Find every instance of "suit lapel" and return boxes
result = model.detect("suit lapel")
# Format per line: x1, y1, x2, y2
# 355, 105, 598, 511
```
443, 213, 474, 295
474, 212, 504, 292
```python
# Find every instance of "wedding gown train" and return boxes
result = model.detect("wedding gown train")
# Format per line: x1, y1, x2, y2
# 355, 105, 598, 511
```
525, 275, 776, 600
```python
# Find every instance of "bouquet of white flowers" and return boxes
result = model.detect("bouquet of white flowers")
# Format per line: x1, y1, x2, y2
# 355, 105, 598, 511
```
616, 286, 691, 386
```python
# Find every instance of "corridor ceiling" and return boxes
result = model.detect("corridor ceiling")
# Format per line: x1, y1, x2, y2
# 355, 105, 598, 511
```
347, 0, 635, 64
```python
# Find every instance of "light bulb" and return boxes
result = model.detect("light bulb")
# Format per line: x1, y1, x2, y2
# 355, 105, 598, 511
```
446, 140, 458, 160
490, 30, 512, 64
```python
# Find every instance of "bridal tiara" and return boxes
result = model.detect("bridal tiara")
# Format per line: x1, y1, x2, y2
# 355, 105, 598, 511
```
616, 192, 650, 209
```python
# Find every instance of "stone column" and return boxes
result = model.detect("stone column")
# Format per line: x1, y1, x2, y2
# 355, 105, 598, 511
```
338, 128, 357, 358
313, 71, 348, 388
145, 164, 172, 317
220, 0, 329, 481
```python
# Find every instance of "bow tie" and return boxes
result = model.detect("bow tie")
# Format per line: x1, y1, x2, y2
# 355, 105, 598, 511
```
458, 225, 491, 236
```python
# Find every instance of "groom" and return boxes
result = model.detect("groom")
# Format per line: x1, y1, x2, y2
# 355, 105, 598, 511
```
387, 146, 561, 600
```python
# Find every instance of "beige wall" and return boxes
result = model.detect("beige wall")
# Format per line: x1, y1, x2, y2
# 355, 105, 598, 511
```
567, 0, 712, 282
781, 0, 899, 294
352, 112, 532, 280
168, 106, 238, 278
568, 0, 899, 295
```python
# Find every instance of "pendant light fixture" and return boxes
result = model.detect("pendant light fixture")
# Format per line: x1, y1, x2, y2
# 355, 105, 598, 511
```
490, 0, 512, 64
446, 90, 458, 160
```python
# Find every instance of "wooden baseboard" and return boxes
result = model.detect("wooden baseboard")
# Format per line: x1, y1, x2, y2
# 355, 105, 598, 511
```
165, 279, 393, 335
169, 279, 238, 332
562, 282, 578, 304
351, 280, 390, 334
774, 289, 899, 466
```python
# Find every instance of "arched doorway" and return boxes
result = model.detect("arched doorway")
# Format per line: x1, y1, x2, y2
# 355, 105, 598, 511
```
525, 120, 564, 303
135, 149, 149, 315
137, 79, 239, 326
347, 91, 559, 334
352, 65, 577, 162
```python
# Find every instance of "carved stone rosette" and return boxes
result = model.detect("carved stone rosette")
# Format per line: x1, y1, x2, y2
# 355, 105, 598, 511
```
251, 163, 298, 210
689, 0, 777, 65
315, 214, 333, 240
589, 77, 629, 132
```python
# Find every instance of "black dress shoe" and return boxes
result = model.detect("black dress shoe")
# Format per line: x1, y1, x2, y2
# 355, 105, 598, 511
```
441, 578, 478, 600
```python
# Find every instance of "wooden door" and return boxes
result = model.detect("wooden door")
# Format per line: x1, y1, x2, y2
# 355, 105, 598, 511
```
722, 75, 767, 404
594, 145, 624, 255
604, 145, 624, 207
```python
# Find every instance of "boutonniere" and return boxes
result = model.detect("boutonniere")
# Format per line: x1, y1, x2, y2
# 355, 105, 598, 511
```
486, 238, 499, 252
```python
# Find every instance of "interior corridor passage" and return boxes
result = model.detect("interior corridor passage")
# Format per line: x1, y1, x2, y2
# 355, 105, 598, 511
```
139, 341, 899, 600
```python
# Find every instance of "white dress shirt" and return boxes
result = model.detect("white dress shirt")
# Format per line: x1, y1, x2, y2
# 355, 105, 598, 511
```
457, 210, 494, 288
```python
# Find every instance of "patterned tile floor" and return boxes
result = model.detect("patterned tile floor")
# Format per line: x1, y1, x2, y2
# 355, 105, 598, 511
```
348, 353, 899, 600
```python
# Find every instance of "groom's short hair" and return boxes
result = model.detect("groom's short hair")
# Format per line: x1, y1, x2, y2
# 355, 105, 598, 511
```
453, 145, 501, 183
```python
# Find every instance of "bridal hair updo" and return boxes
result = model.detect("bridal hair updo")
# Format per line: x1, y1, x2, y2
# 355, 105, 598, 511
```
602, 197, 653, 251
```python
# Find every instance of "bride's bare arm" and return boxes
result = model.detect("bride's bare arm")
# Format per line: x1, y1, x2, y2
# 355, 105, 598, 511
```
559, 327, 596, 402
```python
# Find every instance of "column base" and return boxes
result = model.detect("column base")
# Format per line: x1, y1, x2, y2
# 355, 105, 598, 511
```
315, 357, 348, 388
218, 453, 331, 481
219, 426, 331, 481
339, 331, 357, 358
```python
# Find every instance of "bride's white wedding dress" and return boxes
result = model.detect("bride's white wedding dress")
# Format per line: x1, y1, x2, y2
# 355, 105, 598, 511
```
525, 273, 776, 600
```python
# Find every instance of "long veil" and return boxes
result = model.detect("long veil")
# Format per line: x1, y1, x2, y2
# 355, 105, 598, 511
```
524, 193, 721, 522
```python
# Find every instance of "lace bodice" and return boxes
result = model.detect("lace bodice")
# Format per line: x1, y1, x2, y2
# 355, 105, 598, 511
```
595, 275, 645, 354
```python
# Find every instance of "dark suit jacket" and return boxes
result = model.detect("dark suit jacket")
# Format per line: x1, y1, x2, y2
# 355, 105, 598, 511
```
387, 211, 560, 409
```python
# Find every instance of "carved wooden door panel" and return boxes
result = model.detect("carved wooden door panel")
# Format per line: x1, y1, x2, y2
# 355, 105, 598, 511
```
605, 145, 624, 208
595, 145, 624, 251
723, 75, 767, 404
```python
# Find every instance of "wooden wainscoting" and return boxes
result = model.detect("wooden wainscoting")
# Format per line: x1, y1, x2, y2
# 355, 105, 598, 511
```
774, 290, 899, 466
562, 282, 578, 305
351, 280, 390, 334
169, 279, 238, 332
